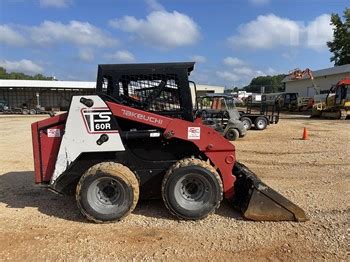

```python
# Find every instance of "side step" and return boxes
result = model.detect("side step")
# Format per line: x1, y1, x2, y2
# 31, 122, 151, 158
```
232, 162, 307, 222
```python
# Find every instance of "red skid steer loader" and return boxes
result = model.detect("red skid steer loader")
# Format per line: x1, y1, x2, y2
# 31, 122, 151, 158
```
31, 63, 307, 223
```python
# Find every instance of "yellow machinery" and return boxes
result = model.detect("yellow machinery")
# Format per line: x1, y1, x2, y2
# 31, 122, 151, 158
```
312, 78, 350, 120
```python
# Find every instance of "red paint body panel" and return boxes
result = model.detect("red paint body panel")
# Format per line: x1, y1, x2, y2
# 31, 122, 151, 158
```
31, 122, 41, 183
107, 101, 237, 199
39, 124, 65, 182
31, 113, 68, 183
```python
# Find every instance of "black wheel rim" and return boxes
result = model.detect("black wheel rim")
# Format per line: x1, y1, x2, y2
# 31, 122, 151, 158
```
87, 177, 128, 215
174, 173, 212, 211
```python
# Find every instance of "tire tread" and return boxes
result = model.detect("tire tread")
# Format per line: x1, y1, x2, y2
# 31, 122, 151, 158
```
76, 162, 139, 223
162, 157, 223, 220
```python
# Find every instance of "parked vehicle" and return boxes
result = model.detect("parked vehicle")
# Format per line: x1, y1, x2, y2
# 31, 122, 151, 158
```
240, 95, 280, 130
263, 92, 313, 111
196, 94, 247, 141
312, 77, 350, 119
0, 98, 54, 116
0, 99, 8, 111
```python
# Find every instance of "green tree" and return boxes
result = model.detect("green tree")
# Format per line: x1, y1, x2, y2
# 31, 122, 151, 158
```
243, 74, 286, 93
327, 8, 350, 66
0, 67, 6, 78
0, 67, 55, 80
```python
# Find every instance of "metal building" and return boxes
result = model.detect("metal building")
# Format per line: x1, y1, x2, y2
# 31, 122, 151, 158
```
282, 64, 350, 97
0, 80, 95, 110
0, 80, 224, 111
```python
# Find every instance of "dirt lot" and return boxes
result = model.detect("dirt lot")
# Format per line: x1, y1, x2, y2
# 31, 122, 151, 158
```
0, 115, 349, 261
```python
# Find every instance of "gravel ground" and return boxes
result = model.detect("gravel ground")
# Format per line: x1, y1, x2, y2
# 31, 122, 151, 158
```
0, 115, 349, 261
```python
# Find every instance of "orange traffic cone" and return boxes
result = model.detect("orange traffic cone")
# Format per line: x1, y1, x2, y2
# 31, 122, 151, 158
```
302, 127, 309, 140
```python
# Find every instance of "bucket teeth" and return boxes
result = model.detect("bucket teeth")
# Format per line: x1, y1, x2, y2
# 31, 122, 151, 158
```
232, 162, 308, 222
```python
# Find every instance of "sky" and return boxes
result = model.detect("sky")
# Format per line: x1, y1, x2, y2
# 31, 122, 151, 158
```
0, 0, 348, 87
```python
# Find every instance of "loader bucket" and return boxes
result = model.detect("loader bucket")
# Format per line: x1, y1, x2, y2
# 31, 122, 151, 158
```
232, 162, 307, 222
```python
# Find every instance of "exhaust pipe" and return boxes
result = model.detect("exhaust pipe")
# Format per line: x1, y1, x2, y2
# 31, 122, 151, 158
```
232, 162, 307, 222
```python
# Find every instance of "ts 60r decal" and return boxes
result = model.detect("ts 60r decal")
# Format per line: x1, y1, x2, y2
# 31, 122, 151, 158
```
82, 108, 118, 133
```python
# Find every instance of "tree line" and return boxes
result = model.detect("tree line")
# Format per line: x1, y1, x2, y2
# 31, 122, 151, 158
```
0, 67, 55, 80
327, 8, 350, 66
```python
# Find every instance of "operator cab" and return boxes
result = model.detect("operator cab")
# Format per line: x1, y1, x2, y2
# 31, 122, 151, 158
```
196, 93, 242, 121
96, 62, 195, 121
197, 93, 238, 111
327, 79, 350, 105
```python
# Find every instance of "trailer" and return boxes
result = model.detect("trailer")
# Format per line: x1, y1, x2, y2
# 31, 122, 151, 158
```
239, 95, 280, 130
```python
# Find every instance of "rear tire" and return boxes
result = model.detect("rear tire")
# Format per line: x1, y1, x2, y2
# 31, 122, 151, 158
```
76, 162, 139, 223
225, 128, 239, 141
254, 117, 267, 130
240, 117, 252, 130
162, 158, 223, 220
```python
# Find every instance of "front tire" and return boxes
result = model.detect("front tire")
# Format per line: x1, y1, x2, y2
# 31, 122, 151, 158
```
162, 158, 223, 220
76, 162, 139, 223
225, 128, 239, 141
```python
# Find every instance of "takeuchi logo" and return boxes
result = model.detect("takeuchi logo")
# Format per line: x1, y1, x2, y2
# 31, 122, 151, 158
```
121, 109, 163, 125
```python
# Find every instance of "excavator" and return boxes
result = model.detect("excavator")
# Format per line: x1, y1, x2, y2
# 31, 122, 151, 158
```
31, 62, 307, 223
289, 68, 319, 93
287, 68, 319, 111
311, 77, 350, 119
